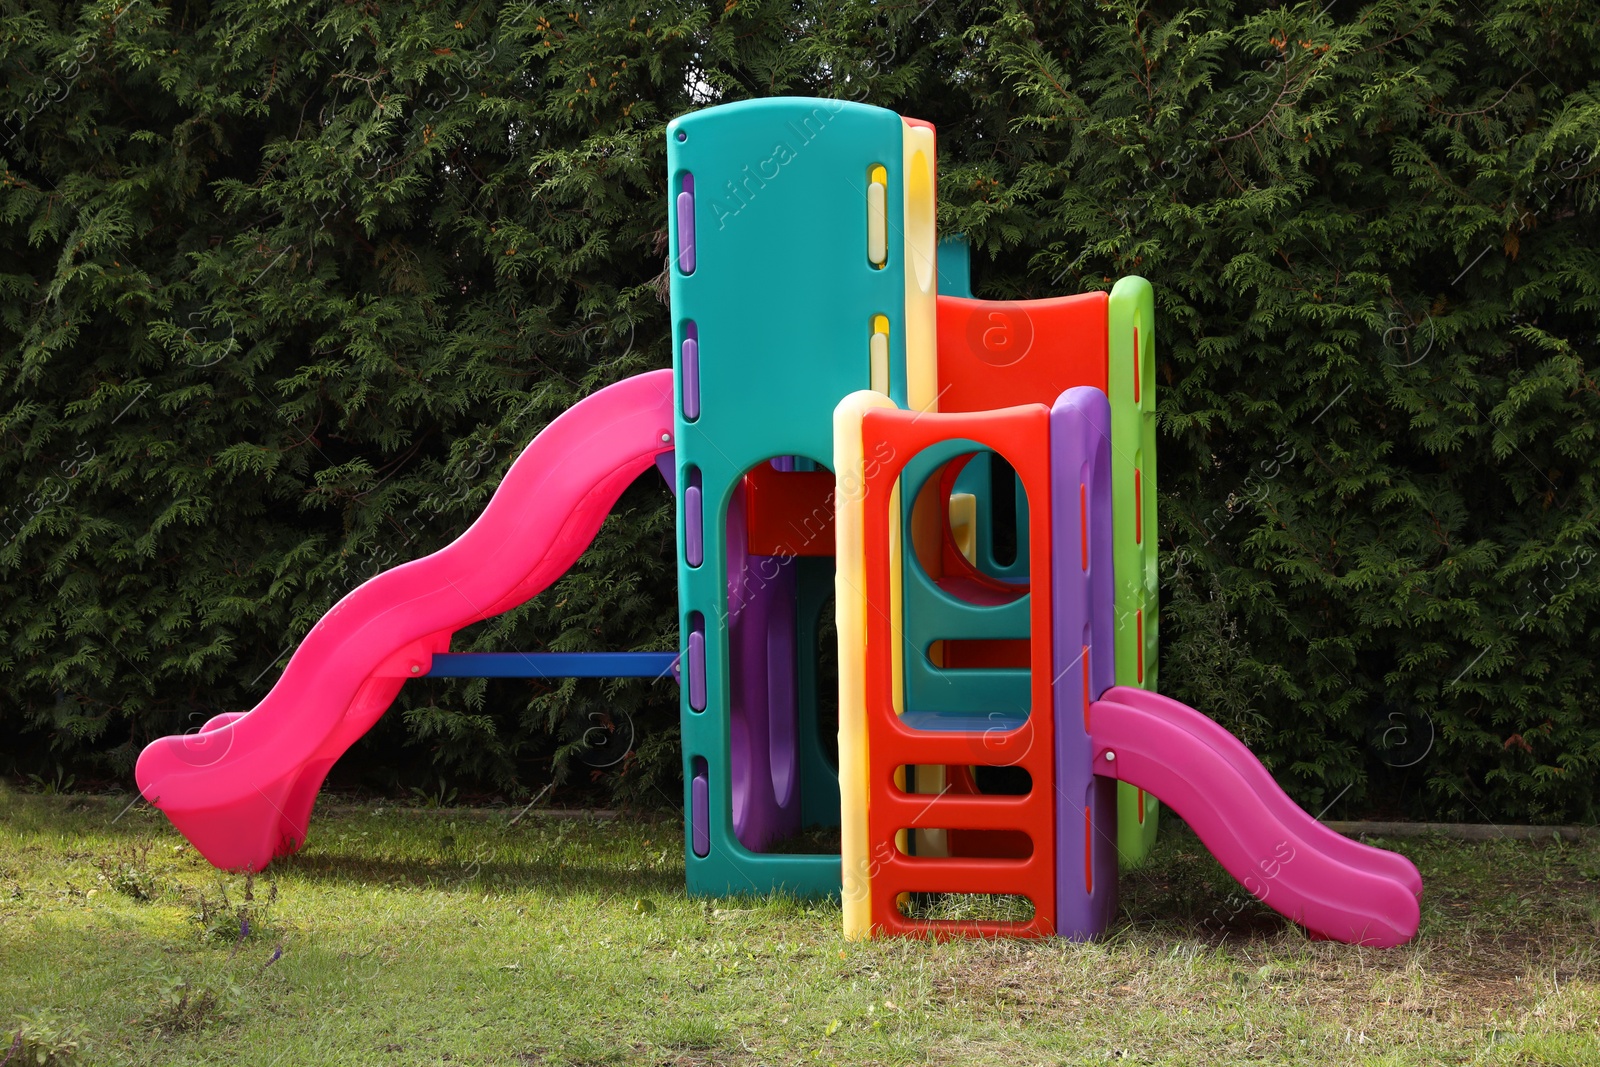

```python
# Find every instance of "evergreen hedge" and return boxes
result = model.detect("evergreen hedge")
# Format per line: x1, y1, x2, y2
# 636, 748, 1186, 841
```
2, 0, 1596, 821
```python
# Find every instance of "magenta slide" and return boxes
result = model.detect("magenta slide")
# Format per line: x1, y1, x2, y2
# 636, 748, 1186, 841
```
1091, 686, 1421, 947
135, 370, 676, 871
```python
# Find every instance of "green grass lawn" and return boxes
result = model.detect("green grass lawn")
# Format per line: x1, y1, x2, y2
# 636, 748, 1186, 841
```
3, 786, 1597, 1066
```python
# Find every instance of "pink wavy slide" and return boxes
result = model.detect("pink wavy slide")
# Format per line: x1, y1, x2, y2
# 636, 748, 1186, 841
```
1091, 686, 1421, 947
136, 369, 676, 871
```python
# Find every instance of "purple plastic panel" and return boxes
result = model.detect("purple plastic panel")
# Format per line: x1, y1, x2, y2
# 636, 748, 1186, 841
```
684, 467, 703, 567
729, 555, 800, 849
681, 322, 701, 421
1050, 386, 1119, 940
766, 574, 799, 810
654, 452, 677, 494
675, 174, 696, 275
691, 758, 710, 857
722, 477, 802, 852
688, 614, 707, 711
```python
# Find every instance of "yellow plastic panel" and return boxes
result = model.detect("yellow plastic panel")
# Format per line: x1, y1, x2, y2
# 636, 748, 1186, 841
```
834, 389, 898, 939
902, 124, 938, 414
948, 492, 977, 564
870, 315, 890, 395
867, 165, 888, 268
911, 764, 950, 858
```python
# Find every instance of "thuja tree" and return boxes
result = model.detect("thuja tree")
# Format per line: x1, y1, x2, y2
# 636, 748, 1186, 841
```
2, 0, 1597, 819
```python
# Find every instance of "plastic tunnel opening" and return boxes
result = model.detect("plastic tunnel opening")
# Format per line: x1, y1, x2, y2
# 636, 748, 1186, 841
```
726, 455, 841, 857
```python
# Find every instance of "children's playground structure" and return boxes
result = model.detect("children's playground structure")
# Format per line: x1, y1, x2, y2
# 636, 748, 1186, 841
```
135, 98, 1422, 947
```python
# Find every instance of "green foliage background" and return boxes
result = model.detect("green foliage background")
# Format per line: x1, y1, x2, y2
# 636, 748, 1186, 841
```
2, 0, 1596, 820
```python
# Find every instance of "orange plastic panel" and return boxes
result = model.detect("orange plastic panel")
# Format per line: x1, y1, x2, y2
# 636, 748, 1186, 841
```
857, 402, 1057, 939
742, 464, 836, 557
936, 292, 1109, 413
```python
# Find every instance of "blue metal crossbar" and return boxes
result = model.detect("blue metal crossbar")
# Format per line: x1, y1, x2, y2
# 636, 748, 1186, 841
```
423, 652, 680, 680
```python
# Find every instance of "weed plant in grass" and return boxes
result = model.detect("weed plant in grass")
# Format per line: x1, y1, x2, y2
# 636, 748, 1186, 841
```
2, 786, 1597, 1066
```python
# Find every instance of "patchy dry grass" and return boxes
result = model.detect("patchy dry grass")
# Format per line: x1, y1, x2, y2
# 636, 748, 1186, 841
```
2, 785, 1596, 1065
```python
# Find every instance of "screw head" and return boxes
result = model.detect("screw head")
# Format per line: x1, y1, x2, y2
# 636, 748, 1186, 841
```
409, 664, 420, 674
1104, 751, 1116, 761
661, 432, 671, 443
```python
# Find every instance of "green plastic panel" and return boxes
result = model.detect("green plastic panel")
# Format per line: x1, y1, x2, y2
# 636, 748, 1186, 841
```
668, 98, 908, 897
1108, 275, 1160, 865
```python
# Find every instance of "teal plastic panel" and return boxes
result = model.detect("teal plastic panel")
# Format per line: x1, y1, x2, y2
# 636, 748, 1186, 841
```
795, 555, 840, 829
668, 98, 907, 897
949, 451, 1031, 583
898, 438, 1031, 721
936, 234, 973, 297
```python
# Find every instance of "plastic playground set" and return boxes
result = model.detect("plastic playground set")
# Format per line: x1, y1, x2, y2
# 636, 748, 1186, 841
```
135, 98, 1422, 947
